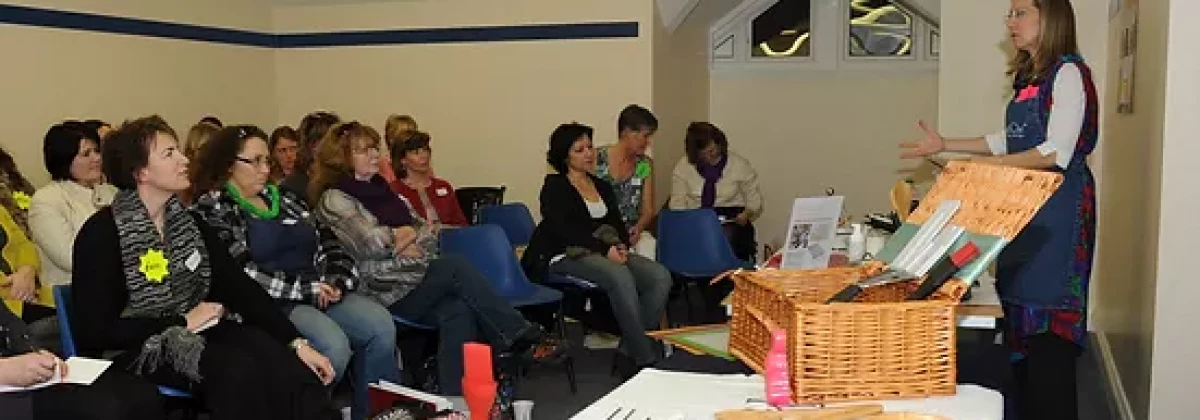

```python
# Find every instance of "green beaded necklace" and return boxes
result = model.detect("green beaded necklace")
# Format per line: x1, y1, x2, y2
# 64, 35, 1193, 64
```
226, 182, 280, 219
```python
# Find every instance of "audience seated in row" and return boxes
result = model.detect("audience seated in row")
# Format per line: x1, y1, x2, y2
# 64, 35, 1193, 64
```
522, 122, 672, 375
389, 131, 469, 227
71, 116, 340, 419
191, 125, 400, 420
669, 122, 763, 262
310, 121, 543, 395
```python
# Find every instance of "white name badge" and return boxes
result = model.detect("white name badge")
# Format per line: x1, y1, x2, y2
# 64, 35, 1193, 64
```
282, 218, 299, 225
185, 249, 202, 271
435, 188, 449, 197
631, 178, 643, 187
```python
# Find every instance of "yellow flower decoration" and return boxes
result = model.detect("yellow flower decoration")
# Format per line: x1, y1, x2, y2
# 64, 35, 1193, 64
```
12, 191, 31, 210
139, 249, 170, 284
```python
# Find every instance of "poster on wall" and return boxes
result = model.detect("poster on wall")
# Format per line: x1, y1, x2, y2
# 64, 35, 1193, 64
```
1116, 2, 1138, 114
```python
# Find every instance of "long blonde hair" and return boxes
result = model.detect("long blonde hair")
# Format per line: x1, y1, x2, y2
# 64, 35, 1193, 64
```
308, 121, 382, 206
1007, 0, 1081, 82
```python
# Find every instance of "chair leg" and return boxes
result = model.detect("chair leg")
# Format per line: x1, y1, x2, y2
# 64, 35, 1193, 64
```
554, 300, 578, 394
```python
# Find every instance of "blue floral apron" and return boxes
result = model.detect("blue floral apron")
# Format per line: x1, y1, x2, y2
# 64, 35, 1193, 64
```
996, 55, 1099, 360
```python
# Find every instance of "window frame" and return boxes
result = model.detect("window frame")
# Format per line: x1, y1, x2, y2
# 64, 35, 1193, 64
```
710, 0, 939, 73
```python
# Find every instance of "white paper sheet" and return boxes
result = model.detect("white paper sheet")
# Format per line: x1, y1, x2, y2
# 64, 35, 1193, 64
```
571, 369, 1003, 420
0, 356, 112, 393
781, 196, 844, 269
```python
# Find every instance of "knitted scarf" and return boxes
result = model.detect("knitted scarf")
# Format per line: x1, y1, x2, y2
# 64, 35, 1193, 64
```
112, 190, 211, 382
336, 175, 414, 227
697, 154, 727, 209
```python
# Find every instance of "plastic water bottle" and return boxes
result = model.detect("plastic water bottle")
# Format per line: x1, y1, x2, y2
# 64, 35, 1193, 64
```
848, 223, 866, 263
764, 329, 793, 407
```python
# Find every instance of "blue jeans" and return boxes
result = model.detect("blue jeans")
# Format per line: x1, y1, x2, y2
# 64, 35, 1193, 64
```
389, 255, 533, 395
550, 253, 671, 365
284, 293, 401, 420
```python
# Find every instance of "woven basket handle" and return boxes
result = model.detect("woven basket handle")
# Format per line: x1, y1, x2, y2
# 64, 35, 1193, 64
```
743, 304, 780, 332
709, 269, 745, 285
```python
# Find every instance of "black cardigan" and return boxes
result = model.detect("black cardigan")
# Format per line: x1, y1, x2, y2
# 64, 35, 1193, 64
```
521, 173, 629, 282
70, 208, 302, 358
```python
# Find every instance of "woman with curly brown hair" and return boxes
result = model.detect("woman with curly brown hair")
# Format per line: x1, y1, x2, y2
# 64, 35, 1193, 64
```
310, 121, 542, 396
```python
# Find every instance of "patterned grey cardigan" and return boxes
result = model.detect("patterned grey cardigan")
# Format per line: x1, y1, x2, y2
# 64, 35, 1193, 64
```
314, 189, 438, 307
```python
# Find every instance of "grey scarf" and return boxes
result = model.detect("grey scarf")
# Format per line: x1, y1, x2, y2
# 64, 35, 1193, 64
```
112, 190, 211, 382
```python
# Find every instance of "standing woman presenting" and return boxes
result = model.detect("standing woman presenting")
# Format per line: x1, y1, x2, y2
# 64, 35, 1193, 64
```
901, 1, 1097, 419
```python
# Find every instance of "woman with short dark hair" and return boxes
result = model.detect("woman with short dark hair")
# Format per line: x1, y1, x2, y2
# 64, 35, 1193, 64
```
283, 111, 341, 203
668, 122, 763, 261
30, 122, 118, 288
71, 115, 339, 420
522, 123, 671, 375
269, 126, 301, 182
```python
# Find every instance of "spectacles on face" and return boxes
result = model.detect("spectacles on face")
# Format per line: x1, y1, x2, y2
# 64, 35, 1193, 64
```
235, 156, 271, 169
1005, 8, 1033, 21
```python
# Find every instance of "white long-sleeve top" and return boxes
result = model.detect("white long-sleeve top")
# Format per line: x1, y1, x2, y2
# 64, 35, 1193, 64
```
29, 180, 116, 286
984, 63, 1086, 169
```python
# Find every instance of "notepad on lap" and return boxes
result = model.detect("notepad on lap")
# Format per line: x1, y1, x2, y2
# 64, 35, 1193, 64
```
0, 356, 112, 393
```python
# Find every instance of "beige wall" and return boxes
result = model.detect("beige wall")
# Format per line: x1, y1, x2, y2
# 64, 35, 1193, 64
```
1147, 0, 1200, 416
1091, 0, 1167, 418
710, 70, 939, 249
649, 1, 724, 211
0, 0, 275, 186
272, 0, 654, 213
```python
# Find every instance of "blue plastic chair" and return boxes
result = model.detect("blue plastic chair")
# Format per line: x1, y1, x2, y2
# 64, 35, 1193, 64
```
438, 224, 576, 392
657, 209, 752, 277
53, 285, 199, 412
656, 209, 753, 323
479, 203, 537, 247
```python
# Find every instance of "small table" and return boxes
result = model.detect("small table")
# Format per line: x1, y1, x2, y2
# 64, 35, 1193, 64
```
570, 368, 1003, 420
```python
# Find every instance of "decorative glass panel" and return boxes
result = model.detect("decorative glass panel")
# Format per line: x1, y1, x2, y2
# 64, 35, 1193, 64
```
751, 0, 812, 58
848, 0, 913, 57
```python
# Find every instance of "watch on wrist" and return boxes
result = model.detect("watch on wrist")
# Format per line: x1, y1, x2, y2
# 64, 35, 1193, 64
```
290, 338, 310, 350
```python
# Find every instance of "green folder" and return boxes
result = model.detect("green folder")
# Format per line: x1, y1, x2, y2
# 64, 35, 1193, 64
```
873, 223, 1006, 287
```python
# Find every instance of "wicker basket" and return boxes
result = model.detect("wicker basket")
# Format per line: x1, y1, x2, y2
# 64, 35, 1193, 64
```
727, 162, 1061, 404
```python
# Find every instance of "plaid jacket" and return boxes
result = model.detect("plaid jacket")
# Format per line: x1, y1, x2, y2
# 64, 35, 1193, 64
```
192, 186, 358, 305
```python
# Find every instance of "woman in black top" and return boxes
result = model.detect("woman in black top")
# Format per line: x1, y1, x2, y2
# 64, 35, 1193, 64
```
0, 292, 164, 420
522, 123, 671, 371
70, 116, 339, 420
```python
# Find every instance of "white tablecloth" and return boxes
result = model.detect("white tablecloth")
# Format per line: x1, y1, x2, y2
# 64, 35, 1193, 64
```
571, 369, 1002, 420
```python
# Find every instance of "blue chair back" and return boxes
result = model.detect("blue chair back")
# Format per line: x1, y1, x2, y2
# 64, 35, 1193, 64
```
656, 209, 749, 277
52, 285, 77, 357
440, 224, 538, 299
479, 203, 536, 246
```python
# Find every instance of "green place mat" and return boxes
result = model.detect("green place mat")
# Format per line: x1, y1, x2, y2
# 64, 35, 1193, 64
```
659, 325, 733, 360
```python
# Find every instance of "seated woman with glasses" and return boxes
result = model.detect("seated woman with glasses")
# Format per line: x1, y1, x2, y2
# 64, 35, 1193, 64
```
71, 116, 340, 420
310, 121, 542, 396
192, 125, 400, 420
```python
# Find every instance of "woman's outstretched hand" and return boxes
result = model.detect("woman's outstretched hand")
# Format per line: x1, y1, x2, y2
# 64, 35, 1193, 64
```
899, 120, 946, 159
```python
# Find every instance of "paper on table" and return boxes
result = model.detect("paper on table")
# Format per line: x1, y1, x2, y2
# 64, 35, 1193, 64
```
0, 357, 112, 393
572, 369, 1003, 420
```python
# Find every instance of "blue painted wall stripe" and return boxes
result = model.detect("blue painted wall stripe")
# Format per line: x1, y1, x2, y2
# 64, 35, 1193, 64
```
0, 4, 639, 48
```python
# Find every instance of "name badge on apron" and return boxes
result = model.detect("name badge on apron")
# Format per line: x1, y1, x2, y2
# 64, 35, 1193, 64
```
435, 188, 449, 197
282, 218, 299, 225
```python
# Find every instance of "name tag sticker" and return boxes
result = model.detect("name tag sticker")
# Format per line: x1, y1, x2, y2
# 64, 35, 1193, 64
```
282, 218, 299, 225
631, 178, 643, 186
435, 188, 449, 197
185, 249, 202, 272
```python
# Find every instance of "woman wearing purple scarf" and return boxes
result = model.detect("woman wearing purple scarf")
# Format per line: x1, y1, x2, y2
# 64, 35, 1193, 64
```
668, 122, 764, 262
309, 122, 542, 396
